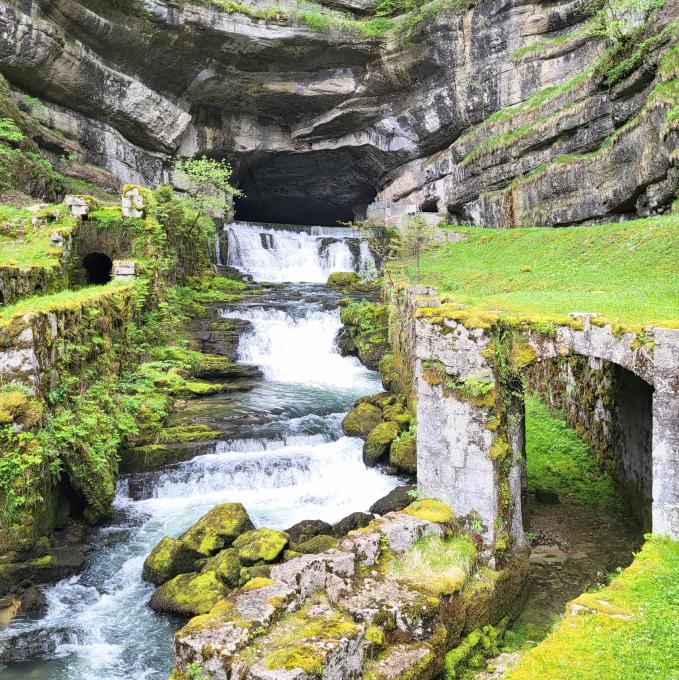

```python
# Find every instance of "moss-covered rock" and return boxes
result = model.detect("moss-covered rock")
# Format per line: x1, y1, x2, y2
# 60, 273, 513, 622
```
389, 434, 417, 475
284, 519, 333, 545
201, 547, 241, 588
326, 271, 361, 290
180, 503, 254, 557
148, 571, 228, 617
403, 499, 454, 525
339, 301, 390, 370
369, 486, 416, 515
332, 511, 374, 536
342, 402, 383, 439
363, 421, 400, 466
232, 528, 289, 565
283, 549, 303, 561
293, 534, 339, 554
382, 401, 412, 429
142, 536, 200, 585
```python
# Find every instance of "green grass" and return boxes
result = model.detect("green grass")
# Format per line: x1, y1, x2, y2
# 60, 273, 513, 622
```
388, 534, 477, 595
0, 226, 68, 269
506, 536, 679, 680
525, 393, 620, 512
0, 280, 133, 324
397, 214, 679, 331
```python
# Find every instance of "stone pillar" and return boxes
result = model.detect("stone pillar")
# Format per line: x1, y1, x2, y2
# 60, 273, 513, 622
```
112, 260, 136, 281
415, 317, 500, 550
121, 186, 146, 218
651, 328, 679, 539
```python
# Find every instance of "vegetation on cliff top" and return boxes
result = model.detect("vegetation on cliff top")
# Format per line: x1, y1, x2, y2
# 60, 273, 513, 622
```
506, 536, 679, 680
396, 214, 679, 330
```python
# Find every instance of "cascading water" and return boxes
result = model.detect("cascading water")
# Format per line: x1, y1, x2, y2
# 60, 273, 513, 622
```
0, 224, 397, 680
225, 221, 375, 282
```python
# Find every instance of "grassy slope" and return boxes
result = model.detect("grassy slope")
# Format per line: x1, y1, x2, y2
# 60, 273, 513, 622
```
525, 393, 620, 513
401, 214, 679, 330
506, 536, 679, 680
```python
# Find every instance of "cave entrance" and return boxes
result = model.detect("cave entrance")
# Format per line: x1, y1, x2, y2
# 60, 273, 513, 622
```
83, 252, 113, 285
420, 198, 439, 213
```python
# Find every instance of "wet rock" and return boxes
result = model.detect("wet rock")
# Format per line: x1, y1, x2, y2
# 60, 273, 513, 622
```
0, 628, 71, 663
333, 511, 374, 536
180, 503, 254, 557
342, 402, 383, 439
232, 528, 289, 565
285, 519, 333, 545
149, 571, 228, 617
389, 435, 417, 475
201, 548, 241, 588
193, 354, 262, 381
293, 534, 339, 554
142, 536, 201, 586
369, 486, 416, 515
19, 586, 47, 616
363, 421, 400, 466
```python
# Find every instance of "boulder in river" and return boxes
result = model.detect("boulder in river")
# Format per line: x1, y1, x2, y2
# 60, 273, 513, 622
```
180, 502, 254, 556
292, 534, 339, 554
142, 536, 201, 585
333, 512, 374, 536
149, 571, 227, 617
232, 528, 289, 565
363, 421, 400, 466
389, 434, 417, 475
369, 486, 416, 515
342, 402, 383, 439
285, 519, 334, 545
202, 548, 242, 588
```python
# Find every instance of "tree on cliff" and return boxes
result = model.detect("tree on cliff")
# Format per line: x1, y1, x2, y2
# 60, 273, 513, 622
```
397, 214, 439, 283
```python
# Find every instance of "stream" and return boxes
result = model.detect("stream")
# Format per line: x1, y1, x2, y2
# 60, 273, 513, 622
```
0, 222, 399, 679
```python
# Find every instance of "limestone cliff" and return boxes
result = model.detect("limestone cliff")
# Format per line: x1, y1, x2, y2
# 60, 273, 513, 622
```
0, 0, 676, 225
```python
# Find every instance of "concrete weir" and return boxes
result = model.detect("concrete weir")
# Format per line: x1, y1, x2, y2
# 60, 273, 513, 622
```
392, 286, 679, 550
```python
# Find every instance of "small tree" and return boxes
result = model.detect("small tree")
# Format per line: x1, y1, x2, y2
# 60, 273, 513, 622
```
585, 0, 664, 41
174, 155, 242, 225
397, 214, 439, 282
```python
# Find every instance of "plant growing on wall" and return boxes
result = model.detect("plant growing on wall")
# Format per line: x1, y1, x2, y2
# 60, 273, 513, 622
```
585, 0, 665, 41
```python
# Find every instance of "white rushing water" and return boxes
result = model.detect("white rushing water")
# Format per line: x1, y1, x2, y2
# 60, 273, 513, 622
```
225, 221, 375, 282
0, 224, 397, 680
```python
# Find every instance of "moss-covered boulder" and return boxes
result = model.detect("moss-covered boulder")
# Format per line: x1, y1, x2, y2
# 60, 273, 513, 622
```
232, 528, 289, 565
369, 486, 416, 515
338, 301, 390, 370
293, 534, 339, 554
389, 434, 417, 475
201, 547, 241, 588
363, 421, 400, 466
142, 536, 200, 585
342, 402, 383, 439
180, 503, 254, 556
285, 519, 333, 545
148, 571, 228, 617
333, 511, 373, 536
326, 271, 361, 290
382, 401, 412, 429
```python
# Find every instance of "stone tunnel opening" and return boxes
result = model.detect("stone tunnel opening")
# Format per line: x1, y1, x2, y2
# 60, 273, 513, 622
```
522, 356, 654, 530
83, 252, 113, 285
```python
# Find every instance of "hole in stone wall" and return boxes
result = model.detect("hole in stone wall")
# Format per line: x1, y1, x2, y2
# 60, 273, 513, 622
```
83, 252, 113, 285
420, 198, 439, 213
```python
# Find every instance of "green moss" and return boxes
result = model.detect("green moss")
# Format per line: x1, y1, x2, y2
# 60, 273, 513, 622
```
232, 528, 289, 565
364, 420, 400, 466
342, 402, 384, 438
202, 547, 241, 588
149, 570, 228, 617
293, 534, 339, 554
241, 576, 276, 591
389, 431, 417, 474
339, 300, 391, 370
181, 503, 254, 556
142, 536, 200, 585
403, 499, 454, 524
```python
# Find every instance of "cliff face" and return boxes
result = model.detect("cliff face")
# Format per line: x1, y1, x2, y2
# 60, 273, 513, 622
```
0, 0, 676, 225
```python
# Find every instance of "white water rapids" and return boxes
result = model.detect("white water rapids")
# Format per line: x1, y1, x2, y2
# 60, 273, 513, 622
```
0, 223, 397, 679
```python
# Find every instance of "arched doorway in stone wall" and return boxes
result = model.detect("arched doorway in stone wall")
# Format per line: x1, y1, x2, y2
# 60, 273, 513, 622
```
82, 252, 113, 285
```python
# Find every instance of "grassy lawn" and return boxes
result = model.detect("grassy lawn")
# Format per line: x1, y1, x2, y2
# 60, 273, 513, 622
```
506, 536, 679, 680
396, 214, 679, 331
525, 393, 620, 513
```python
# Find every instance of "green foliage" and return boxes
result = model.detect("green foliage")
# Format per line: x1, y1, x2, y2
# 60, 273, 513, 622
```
525, 393, 621, 512
585, 0, 665, 42
174, 156, 241, 219
0, 117, 24, 143
187, 662, 209, 680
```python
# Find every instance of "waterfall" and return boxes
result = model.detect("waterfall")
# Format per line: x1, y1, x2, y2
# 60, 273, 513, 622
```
225, 221, 374, 282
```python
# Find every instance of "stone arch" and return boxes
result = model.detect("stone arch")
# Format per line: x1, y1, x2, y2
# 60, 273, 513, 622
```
83, 252, 113, 285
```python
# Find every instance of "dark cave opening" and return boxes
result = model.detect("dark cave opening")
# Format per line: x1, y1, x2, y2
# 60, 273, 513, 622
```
420, 198, 439, 213
83, 252, 113, 285
234, 195, 355, 226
